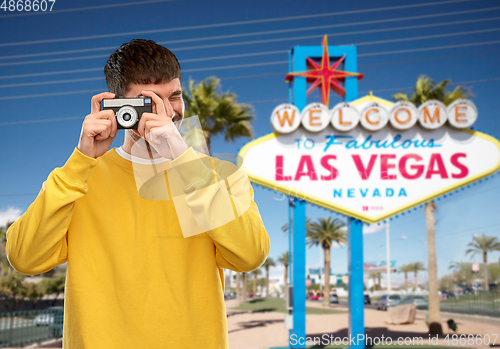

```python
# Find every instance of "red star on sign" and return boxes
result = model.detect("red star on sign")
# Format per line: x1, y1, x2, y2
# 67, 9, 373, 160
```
285, 35, 364, 107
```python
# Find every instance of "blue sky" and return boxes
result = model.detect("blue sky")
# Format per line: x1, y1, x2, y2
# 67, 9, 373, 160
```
1, 0, 500, 285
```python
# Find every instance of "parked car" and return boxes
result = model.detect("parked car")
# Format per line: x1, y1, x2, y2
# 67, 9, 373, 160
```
310, 292, 323, 301
402, 295, 428, 308
330, 293, 339, 304
34, 313, 53, 326
364, 294, 371, 305
439, 290, 455, 299
375, 295, 402, 311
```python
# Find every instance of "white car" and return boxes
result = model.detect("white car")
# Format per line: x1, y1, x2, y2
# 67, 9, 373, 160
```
34, 313, 53, 326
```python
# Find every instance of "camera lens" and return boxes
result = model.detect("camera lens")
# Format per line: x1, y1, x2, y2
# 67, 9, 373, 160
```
116, 106, 138, 128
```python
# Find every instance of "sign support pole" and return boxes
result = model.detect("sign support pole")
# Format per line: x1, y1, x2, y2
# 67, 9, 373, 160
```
386, 221, 391, 294
347, 218, 365, 349
288, 197, 294, 349
292, 199, 306, 348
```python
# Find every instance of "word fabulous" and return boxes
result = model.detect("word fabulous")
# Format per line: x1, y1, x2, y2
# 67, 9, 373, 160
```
270, 99, 477, 133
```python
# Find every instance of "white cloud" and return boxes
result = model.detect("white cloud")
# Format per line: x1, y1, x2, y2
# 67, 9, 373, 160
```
363, 221, 386, 235
0, 207, 22, 228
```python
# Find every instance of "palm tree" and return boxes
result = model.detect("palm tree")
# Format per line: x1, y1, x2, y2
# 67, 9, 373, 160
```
419, 130, 449, 335
409, 262, 426, 291
235, 272, 240, 305
182, 77, 255, 154
392, 75, 472, 107
258, 277, 266, 297
306, 217, 346, 307
488, 263, 500, 286
394, 76, 471, 335
242, 272, 247, 302
398, 264, 413, 290
263, 257, 275, 297
277, 252, 290, 301
281, 217, 313, 235
251, 269, 262, 297
0, 222, 13, 277
465, 234, 500, 291
368, 272, 381, 290
449, 261, 474, 285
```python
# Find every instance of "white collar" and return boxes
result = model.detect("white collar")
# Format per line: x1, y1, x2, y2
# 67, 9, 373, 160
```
115, 146, 171, 165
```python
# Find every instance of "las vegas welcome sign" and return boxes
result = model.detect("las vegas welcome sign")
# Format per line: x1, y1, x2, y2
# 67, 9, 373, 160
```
239, 94, 500, 223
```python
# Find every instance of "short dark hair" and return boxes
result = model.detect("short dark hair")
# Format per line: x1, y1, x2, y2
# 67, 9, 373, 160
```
104, 39, 181, 96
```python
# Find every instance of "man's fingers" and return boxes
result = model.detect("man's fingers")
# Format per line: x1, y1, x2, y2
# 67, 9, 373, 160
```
92, 110, 115, 120
91, 110, 117, 137
91, 92, 115, 114
164, 100, 174, 119
84, 119, 113, 141
141, 90, 167, 117
92, 123, 111, 141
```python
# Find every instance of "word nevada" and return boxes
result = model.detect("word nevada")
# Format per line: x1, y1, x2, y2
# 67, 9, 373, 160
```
271, 99, 477, 133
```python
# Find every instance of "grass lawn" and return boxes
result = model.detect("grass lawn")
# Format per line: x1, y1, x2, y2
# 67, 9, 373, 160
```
230, 298, 346, 314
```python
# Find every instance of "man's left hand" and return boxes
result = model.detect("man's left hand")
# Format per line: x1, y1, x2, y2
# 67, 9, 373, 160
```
137, 90, 189, 159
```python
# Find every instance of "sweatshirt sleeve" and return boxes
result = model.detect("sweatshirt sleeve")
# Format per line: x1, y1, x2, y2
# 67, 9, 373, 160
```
169, 147, 270, 272
6, 148, 97, 275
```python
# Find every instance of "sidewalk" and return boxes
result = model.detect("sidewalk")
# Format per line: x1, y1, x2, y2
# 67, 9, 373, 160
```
27, 300, 500, 349
226, 299, 500, 349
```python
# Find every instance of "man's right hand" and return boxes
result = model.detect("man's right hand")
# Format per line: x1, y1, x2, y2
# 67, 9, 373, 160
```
77, 92, 118, 159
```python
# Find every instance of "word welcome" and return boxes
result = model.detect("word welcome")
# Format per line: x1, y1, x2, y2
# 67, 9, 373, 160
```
271, 99, 477, 133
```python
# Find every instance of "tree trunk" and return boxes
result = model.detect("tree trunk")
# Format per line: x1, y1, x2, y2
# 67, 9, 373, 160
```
404, 272, 408, 290
242, 272, 247, 302
483, 252, 489, 291
236, 272, 240, 305
424, 202, 443, 335
266, 266, 270, 297
284, 264, 288, 302
323, 247, 330, 308
205, 135, 211, 155
253, 274, 257, 297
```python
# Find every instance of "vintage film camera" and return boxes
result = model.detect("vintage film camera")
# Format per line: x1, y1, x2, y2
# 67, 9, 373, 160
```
102, 96, 152, 129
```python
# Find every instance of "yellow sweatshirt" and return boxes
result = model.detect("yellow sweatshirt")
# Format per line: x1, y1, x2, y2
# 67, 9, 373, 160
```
6, 146, 270, 349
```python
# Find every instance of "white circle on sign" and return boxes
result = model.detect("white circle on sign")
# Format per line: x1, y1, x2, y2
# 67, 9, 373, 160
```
389, 101, 418, 130
300, 103, 330, 132
447, 99, 477, 128
418, 100, 447, 129
270, 103, 301, 134
360, 103, 389, 131
331, 102, 360, 132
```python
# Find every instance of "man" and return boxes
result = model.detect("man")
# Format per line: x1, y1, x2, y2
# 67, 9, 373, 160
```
6, 39, 270, 348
